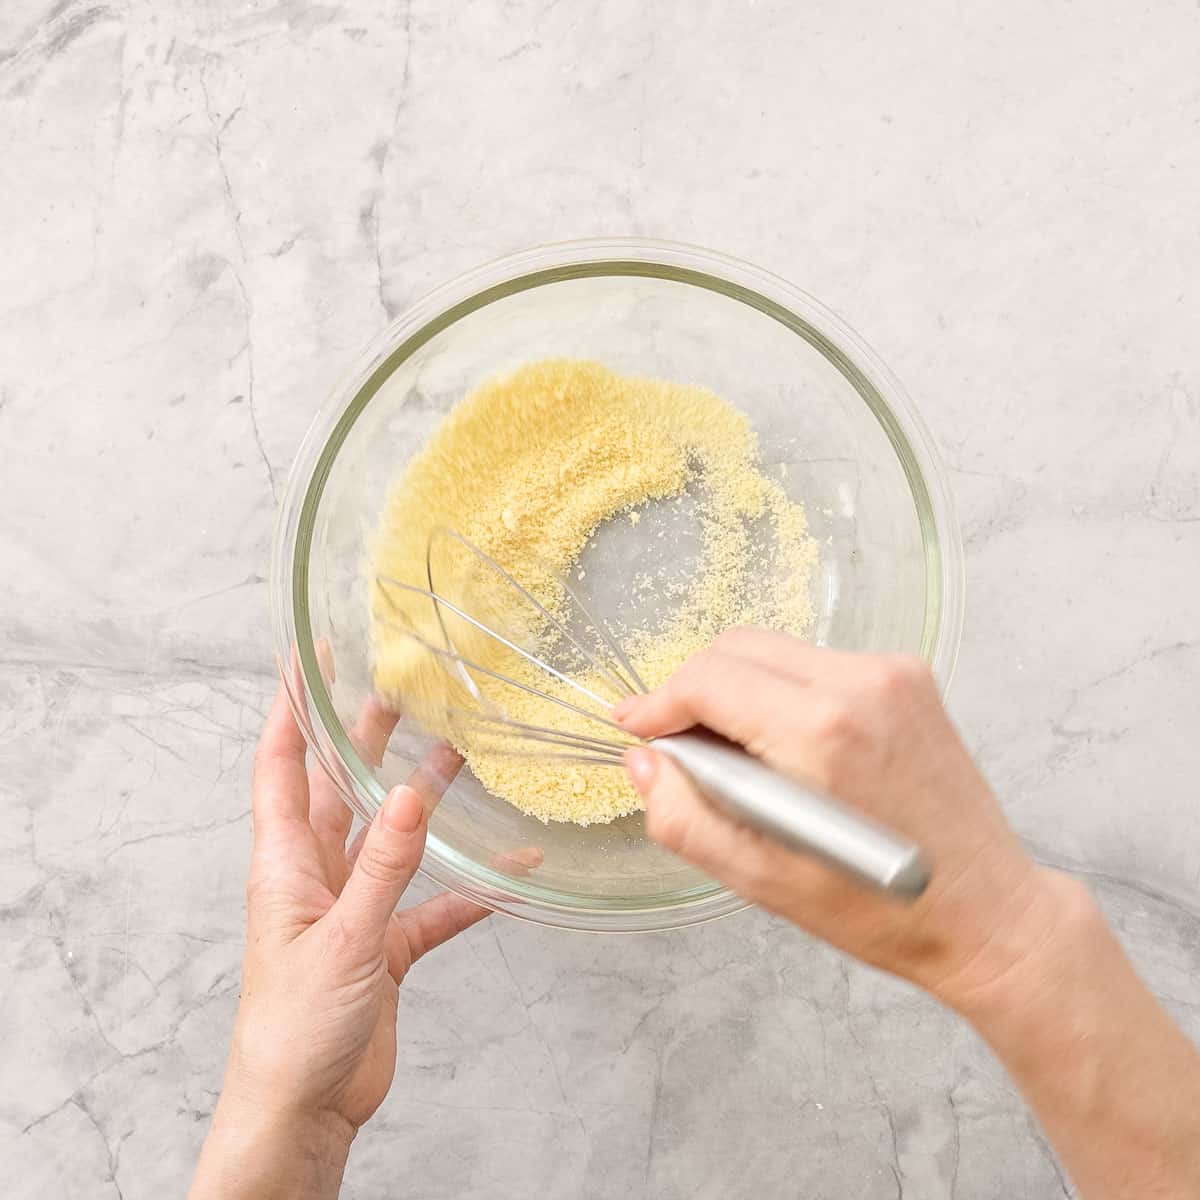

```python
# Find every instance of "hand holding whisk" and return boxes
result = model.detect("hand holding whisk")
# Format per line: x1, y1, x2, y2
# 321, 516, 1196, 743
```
373, 528, 931, 899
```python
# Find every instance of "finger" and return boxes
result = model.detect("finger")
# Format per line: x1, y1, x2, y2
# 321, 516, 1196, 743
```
405, 741, 464, 815
310, 695, 400, 851
706, 626, 859, 683
333, 786, 428, 941
489, 846, 544, 876
710, 634, 934, 714
341, 740, 462, 875
252, 685, 311, 839
350, 695, 401, 769
308, 771, 354, 855
626, 746, 837, 900
315, 636, 336, 685
344, 822, 369, 871
614, 651, 806, 752
387, 892, 491, 981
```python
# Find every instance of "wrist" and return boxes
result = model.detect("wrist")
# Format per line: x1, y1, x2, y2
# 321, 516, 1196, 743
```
190, 1084, 355, 1200
220, 1022, 361, 1149
935, 866, 1101, 1026
220, 1071, 358, 1159
933, 868, 1200, 1199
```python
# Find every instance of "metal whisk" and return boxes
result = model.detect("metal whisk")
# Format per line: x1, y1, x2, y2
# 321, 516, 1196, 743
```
375, 528, 931, 899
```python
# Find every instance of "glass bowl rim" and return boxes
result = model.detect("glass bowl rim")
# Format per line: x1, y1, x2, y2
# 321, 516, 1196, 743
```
270, 236, 965, 932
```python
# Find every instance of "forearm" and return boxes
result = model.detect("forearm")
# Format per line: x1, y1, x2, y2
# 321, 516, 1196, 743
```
189, 1088, 354, 1200
949, 871, 1200, 1199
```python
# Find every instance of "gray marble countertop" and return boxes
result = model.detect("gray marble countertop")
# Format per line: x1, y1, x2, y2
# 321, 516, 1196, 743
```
3, 2, 1199, 1197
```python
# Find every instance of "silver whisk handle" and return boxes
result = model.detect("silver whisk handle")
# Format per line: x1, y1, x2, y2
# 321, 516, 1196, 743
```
650, 731, 931, 899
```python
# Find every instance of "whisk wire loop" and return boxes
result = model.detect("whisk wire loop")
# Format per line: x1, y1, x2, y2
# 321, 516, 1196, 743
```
375, 578, 633, 753
425, 525, 645, 703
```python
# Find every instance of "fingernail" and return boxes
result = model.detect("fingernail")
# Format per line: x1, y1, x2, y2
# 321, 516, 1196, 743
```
382, 786, 423, 833
625, 747, 659, 794
612, 696, 640, 721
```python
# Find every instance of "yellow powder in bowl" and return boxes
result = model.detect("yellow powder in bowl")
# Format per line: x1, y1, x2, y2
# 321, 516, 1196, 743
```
368, 359, 817, 825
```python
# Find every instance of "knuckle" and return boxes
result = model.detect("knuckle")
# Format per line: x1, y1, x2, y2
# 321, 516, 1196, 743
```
664, 657, 711, 707
355, 842, 402, 887
808, 697, 858, 746
873, 654, 933, 698
702, 651, 747, 691
644, 803, 689, 854
737, 843, 784, 895
676, 651, 714, 688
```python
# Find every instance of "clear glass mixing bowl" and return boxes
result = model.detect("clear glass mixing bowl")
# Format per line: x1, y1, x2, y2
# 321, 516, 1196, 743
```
270, 238, 963, 931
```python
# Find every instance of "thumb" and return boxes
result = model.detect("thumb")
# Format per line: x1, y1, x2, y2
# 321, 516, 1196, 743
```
333, 786, 427, 942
